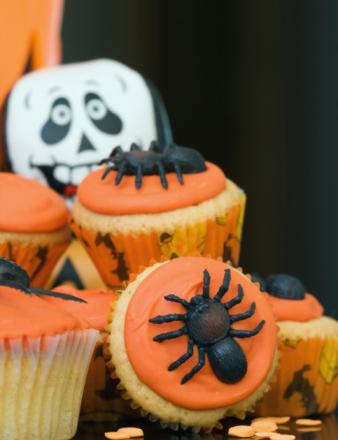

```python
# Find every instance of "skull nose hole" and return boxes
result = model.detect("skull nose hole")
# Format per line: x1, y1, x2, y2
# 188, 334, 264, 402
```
78, 134, 97, 153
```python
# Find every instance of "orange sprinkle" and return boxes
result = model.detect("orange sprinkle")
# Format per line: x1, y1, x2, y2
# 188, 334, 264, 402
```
251, 421, 278, 432
252, 417, 290, 425
255, 432, 273, 439
270, 434, 295, 440
295, 419, 322, 426
228, 425, 255, 438
117, 428, 144, 438
104, 433, 130, 440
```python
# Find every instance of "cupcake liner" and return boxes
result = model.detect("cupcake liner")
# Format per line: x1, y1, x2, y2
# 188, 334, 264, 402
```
0, 239, 70, 288
80, 338, 138, 421
0, 329, 98, 440
255, 336, 338, 417
72, 196, 246, 288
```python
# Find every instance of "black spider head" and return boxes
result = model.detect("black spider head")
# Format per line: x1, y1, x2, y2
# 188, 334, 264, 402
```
265, 274, 306, 300
0, 257, 86, 303
99, 141, 206, 189
150, 268, 265, 384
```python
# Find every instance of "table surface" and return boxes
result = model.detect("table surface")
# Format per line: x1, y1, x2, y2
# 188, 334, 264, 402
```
75, 415, 338, 439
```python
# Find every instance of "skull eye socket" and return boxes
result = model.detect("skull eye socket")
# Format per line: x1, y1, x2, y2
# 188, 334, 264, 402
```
51, 103, 72, 126
84, 92, 123, 135
41, 97, 72, 145
86, 98, 107, 121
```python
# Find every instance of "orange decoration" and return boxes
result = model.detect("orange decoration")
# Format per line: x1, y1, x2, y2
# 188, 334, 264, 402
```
267, 294, 323, 322
125, 257, 277, 410
0, 173, 69, 233
77, 162, 226, 215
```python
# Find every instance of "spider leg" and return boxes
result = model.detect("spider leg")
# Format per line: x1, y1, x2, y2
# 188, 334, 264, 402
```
181, 346, 206, 384
112, 146, 123, 155
230, 302, 256, 323
130, 143, 141, 151
115, 161, 127, 185
101, 165, 115, 180
135, 164, 143, 188
224, 284, 244, 309
164, 294, 190, 309
168, 338, 194, 371
202, 269, 210, 298
173, 161, 184, 185
153, 326, 187, 342
156, 161, 168, 189
149, 313, 187, 324
149, 140, 160, 152
214, 269, 231, 302
229, 319, 265, 338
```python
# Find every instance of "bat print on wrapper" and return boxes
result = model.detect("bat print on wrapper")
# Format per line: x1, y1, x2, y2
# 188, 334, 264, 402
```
5, 59, 172, 202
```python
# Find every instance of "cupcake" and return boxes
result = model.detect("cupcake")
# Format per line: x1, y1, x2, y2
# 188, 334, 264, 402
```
0, 172, 71, 287
49, 285, 132, 421
107, 256, 278, 430
0, 258, 98, 439
72, 143, 246, 288
254, 274, 338, 417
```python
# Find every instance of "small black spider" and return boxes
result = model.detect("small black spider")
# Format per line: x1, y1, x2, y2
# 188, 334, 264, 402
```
0, 257, 86, 302
265, 274, 306, 300
99, 141, 206, 189
150, 269, 265, 384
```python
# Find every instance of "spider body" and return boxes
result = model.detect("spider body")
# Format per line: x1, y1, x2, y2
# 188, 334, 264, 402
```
100, 142, 206, 189
150, 268, 265, 384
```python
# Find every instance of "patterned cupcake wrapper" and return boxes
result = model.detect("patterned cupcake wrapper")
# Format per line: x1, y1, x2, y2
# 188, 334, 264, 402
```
0, 239, 70, 288
72, 196, 246, 288
254, 336, 338, 417
80, 338, 140, 421
0, 329, 98, 440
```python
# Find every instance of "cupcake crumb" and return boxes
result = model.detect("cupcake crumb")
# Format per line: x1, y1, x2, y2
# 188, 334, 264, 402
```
228, 425, 255, 438
117, 427, 144, 438
295, 418, 322, 426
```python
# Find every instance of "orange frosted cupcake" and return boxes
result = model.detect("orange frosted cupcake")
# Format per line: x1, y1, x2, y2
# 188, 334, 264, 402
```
253, 274, 338, 417
49, 286, 131, 421
107, 256, 278, 430
0, 258, 98, 439
0, 172, 71, 287
72, 143, 246, 288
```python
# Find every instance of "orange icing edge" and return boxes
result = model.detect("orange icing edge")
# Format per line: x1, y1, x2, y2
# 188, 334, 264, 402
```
0, 173, 69, 232
266, 293, 324, 322
0, 285, 88, 339
50, 286, 116, 330
124, 257, 278, 410
77, 162, 226, 215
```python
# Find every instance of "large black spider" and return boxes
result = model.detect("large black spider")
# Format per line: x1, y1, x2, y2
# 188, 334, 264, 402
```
99, 141, 206, 189
0, 257, 85, 302
150, 269, 265, 384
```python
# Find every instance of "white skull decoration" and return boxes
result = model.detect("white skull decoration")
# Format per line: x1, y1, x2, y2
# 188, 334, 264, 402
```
5, 58, 171, 201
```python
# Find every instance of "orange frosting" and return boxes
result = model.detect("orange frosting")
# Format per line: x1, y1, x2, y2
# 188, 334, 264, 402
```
124, 257, 278, 410
50, 286, 116, 330
0, 173, 69, 233
0, 285, 88, 339
77, 162, 226, 215
266, 293, 323, 322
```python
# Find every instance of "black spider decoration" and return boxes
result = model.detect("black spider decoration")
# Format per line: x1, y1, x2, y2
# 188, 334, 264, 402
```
252, 272, 306, 300
99, 141, 206, 189
0, 258, 86, 303
150, 269, 265, 384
